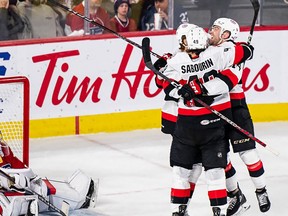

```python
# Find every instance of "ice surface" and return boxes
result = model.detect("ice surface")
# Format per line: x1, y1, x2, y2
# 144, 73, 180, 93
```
33, 122, 288, 215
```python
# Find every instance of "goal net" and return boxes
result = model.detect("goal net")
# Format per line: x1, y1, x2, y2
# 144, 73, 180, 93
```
0, 76, 30, 166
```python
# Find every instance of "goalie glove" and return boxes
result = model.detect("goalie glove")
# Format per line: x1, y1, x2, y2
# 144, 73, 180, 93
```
10, 173, 30, 192
0, 173, 29, 192
0, 174, 13, 190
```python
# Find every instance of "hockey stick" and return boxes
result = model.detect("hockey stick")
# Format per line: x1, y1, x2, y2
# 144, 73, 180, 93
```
0, 169, 69, 216
47, 0, 161, 58
142, 37, 279, 156
248, 0, 260, 44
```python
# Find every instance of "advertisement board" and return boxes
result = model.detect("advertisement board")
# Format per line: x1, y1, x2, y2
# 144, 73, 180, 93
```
0, 29, 287, 137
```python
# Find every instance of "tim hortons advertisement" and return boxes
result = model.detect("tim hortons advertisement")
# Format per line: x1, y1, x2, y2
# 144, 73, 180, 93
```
0, 30, 287, 120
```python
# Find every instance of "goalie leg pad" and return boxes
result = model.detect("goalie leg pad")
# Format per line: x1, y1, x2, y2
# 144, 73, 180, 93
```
46, 169, 95, 211
0, 193, 38, 216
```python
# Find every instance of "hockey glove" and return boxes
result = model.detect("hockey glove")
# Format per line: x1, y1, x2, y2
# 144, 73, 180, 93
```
153, 53, 172, 71
236, 42, 254, 62
178, 79, 206, 100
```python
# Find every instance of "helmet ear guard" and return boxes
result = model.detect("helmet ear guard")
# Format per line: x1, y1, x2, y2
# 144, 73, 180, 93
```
212, 17, 240, 41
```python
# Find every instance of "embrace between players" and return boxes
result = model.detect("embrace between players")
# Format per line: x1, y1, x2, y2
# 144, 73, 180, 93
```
0, 17, 271, 216
153, 18, 271, 216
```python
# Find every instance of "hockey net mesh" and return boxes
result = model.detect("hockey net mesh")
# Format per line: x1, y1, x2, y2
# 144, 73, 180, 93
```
0, 77, 29, 164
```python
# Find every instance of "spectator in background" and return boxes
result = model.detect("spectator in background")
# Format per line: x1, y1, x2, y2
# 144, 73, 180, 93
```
47, 0, 68, 34
102, 0, 114, 17
0, 0, 24, 41
136, 0, 152, 29
17, 0, 66, 39
66, 0, 111, 35
0, 0, 10, 40
110, 0, 137, 32
140, 0, 168, 31
129, 0, 143, 28
139, 0, 189, 31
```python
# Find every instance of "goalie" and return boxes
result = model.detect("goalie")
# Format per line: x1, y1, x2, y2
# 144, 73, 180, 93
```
0, 135, 97, 216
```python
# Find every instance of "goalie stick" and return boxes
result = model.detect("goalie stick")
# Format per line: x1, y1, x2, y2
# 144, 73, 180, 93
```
141, 37, 279, 156
0, 169, 69, 216
47, 0, 161, 59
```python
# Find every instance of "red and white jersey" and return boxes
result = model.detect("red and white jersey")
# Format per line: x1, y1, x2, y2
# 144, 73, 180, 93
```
218, 41, 246, 103
163, 45, 242, 117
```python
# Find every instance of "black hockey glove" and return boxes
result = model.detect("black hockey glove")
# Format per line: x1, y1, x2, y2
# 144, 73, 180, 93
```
178, 84, 196, 101
178, 79, 207, 101
153, 53, 172, 71
236, 42, 254, 62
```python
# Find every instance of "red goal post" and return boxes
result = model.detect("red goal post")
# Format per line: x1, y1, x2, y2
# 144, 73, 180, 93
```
0, 76, 30, 166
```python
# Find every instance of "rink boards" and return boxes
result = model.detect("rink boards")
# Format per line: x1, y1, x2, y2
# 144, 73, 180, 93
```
0, 28, 288, 138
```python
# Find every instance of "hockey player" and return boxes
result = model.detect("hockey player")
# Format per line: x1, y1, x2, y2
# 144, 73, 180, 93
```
153, 23, 199, 135
208, 17, 271, 215
0, 134, 96, 215
153, 24, 204, 213
158, 24, 253, 216
153, 22, 253, 216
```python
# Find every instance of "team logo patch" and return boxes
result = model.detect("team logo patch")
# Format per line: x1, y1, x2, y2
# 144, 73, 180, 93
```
201, 120, 210, 125
200, 118, 220, 125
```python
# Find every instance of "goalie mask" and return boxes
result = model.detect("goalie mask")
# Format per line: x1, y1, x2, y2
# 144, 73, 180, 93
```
176, 23, 208, 51
212, 17, 240, 41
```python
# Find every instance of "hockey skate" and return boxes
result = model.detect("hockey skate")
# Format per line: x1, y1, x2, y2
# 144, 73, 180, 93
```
255, 187, 271, 212
227, 188, 250, 216
172, 205, 187, 216
172, 213, 190, 216
212, 207, 226, 216
81, 179, 98, 208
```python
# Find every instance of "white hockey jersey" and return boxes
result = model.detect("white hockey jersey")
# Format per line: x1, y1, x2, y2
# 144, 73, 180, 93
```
163, 45, 242, 118
218, 41, 246, 104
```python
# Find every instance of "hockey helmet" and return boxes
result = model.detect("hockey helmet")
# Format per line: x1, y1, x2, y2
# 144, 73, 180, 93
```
176, 23, 208, 50
176, 23, 198, 44
212, 17, 240, 41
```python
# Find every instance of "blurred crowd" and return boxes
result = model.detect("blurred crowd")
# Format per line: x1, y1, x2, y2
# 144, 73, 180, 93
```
0, 0, 189, 41
1, 0, 288, 41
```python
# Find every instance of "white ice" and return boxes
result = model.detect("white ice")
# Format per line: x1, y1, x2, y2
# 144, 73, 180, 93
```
32, 121, 288, 216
